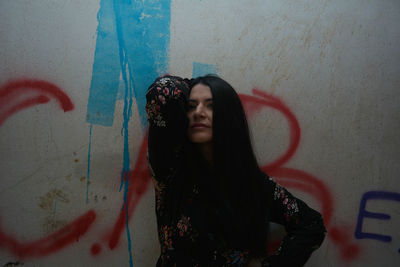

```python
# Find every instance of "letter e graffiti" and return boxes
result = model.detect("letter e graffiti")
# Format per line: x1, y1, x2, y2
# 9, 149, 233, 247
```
355, 191, 400, 247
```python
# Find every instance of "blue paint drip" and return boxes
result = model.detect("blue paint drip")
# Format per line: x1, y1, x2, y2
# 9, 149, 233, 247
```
124, 175, 133, 267
192, 62, 218, 78
113, 1, 171, 265
86, 124, 93, 204
112, 0, 134, 265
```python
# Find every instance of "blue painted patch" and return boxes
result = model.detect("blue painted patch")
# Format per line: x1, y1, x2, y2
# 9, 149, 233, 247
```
87, 0, 170, 128
88, 1, 171, 265
192, 62, 218, 78
86, 0, 121, 126
118, 0, 170, 128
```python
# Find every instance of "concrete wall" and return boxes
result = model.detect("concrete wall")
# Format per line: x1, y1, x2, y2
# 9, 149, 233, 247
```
1, 0, 399, 266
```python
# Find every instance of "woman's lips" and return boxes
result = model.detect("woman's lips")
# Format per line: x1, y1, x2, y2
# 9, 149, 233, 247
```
191, 123, 209, 128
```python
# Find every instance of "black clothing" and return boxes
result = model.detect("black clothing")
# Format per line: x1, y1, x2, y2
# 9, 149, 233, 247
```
146, 76, 326, 267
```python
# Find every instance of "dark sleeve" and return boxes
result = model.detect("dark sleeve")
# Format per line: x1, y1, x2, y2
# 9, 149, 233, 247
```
261, 177, 326, 267
145, 76, 190, 184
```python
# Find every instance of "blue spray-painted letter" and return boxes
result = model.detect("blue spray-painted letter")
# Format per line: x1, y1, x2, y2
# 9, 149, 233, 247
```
355, 191, 400, 242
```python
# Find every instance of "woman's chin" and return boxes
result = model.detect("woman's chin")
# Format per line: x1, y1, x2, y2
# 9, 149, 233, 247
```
189, 134, 212, 144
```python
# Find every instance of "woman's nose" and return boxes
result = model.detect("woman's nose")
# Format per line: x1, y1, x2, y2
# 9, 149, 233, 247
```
194, 104, 205, 117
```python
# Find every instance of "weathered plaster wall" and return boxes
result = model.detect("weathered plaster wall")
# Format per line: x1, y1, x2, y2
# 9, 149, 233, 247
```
0, 0, 399, 266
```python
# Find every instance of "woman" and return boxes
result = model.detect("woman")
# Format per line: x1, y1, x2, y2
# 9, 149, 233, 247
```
146, 75, 326, 267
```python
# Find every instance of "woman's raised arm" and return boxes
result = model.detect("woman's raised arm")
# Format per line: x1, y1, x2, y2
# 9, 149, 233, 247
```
145, 76, 190, 185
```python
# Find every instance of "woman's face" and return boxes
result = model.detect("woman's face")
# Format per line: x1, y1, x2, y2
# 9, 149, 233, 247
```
187, 84, 213, 144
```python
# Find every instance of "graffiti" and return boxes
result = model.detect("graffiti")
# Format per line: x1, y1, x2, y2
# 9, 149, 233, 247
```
86, 1, 171, 264
1, 79, 362, 262
0, 78, 151, 260
0, 79, 97, 258
87, 137, 152, 257
105, 136, 151, 253
239, 89, 360, 261
0, 211, 96, 258
355, 190, 400, 252
0, 79, 74, 126
0, 75, 156, 267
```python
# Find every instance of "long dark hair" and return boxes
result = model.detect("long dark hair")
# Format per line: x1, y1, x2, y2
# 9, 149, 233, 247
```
189, 75, 269, 255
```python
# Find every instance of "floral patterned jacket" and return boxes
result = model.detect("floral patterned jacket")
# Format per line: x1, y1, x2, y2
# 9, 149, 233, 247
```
146, 76, 326, 267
